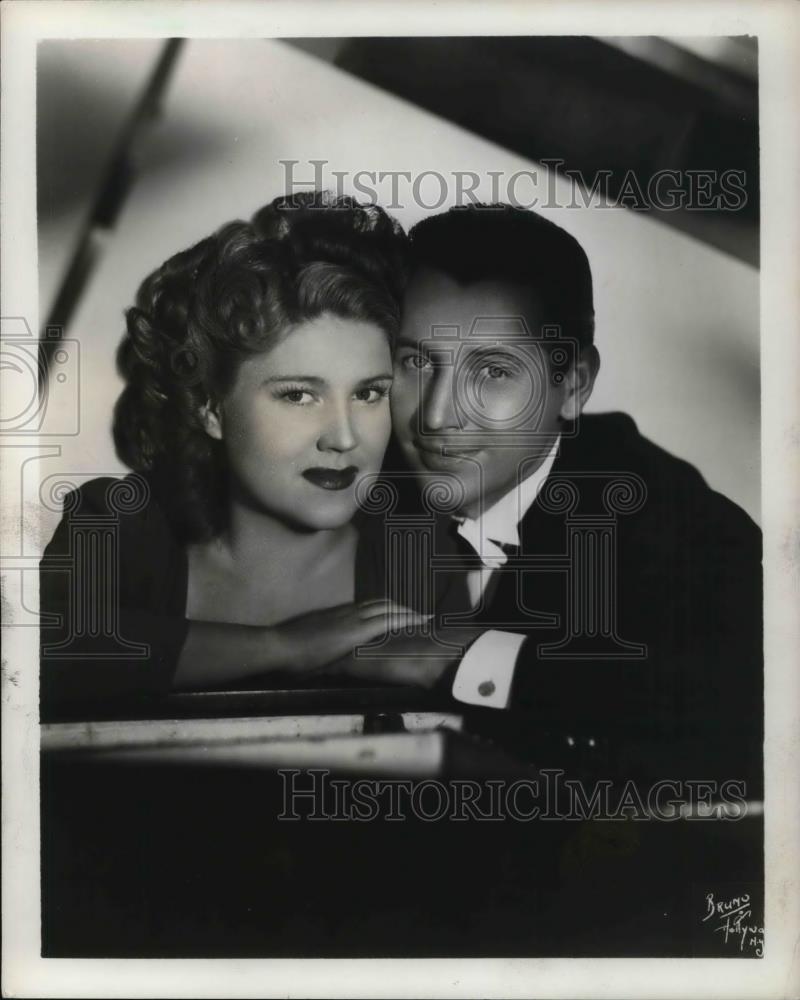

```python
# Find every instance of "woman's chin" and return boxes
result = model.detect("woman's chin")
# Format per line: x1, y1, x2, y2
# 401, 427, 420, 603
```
279, 498, 360, 533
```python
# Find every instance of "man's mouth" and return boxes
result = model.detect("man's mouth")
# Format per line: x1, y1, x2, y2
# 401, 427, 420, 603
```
301, 466, 359, 491
413, 440, 484, 458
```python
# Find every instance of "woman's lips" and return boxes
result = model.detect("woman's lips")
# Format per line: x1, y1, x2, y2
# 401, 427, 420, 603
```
301, 466, 359, 491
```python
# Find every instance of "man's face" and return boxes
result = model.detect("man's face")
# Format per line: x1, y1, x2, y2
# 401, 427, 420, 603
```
391, 268, 591, 518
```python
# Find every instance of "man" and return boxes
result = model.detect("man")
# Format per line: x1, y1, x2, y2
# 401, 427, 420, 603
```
353, 203, 762, 794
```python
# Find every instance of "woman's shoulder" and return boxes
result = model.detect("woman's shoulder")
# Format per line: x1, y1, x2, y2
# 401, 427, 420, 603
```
56, 474, 172, 531
58, 473, 154, 516
45, 473, 178, 555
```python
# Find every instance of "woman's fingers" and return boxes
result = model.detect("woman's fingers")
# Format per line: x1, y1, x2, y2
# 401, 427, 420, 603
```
353, 610, 432, 645
385, 611, 433, 632
357, 599, 421, 620
301, 599, 424, 623
295, 601, 402, 623
283, 601, 433, 669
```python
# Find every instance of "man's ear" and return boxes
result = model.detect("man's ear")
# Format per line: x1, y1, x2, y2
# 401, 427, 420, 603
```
199, 399, 223, 440
559, 346, 600, 422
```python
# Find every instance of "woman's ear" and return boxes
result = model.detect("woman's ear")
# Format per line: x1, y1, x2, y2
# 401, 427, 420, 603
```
559, 346, 600, 422
199, 400, 223, 440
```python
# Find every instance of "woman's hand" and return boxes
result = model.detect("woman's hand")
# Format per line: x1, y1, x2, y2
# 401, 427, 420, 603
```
327, 626, 484, 689
173, 600, 430, 690
273, 599, 433, 674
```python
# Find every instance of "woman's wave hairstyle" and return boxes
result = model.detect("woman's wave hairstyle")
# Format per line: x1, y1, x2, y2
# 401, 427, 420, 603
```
113, 191, 409, 541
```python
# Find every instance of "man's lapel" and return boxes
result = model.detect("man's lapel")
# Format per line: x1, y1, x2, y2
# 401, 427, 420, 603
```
485, 421, 586, 625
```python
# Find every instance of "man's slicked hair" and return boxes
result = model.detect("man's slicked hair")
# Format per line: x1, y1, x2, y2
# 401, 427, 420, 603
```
408, 204, 595, 350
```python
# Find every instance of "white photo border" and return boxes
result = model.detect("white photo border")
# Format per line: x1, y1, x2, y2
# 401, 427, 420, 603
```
2, 1, 798, 997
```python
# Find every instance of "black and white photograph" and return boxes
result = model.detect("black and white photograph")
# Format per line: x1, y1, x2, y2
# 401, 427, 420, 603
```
2, 2, 799, 997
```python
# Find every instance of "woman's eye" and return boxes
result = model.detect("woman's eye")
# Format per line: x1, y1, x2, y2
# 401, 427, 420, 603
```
354, 385, 390, 403
278, 388, 315, 404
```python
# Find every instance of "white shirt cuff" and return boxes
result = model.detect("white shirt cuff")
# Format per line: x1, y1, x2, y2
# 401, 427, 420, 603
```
451, 630, 525, 709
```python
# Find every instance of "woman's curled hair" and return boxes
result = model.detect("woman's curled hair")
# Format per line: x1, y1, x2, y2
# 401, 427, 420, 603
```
113, 192, 409, 542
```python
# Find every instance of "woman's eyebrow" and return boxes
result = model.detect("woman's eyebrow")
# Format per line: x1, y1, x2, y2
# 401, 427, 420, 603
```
263, 373, 393, 386
263, 375, 327, 385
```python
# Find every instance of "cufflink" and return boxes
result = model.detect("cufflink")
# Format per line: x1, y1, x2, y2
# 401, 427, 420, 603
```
451, 630, 521, 710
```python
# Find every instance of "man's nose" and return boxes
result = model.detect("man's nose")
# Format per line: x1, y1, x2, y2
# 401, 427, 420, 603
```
420, 369, 460, 432
317, 401, 358, 453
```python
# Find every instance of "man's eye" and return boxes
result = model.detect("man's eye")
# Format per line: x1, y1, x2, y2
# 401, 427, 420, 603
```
402, 354, 432, 372
479, 363, 512, 380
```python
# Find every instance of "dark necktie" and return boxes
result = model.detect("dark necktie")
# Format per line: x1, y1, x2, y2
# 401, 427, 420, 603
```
433, 518, 480, 615
438, 520, 522, 614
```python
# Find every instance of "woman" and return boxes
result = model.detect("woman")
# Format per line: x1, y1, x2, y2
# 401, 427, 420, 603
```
40, 192, 428, 712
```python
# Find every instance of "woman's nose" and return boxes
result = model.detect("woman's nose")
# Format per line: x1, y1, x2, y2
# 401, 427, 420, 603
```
317, 401, 358, 453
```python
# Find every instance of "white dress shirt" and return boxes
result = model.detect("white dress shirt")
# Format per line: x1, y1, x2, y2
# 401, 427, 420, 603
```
450, 437, 561, 709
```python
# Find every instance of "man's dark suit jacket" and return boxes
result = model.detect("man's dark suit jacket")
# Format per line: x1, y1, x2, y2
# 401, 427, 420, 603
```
410, 412, 763, 794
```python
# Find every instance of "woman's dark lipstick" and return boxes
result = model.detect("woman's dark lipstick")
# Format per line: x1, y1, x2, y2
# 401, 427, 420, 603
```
302, 466, 358, 491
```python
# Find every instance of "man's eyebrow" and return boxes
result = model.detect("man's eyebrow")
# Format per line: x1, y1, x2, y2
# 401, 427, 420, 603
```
396, 336, 427, 350
356, 373, 393, 384
474, 344, 528, 357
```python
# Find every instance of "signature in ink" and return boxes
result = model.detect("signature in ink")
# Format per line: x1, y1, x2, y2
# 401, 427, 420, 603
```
702, 891, 764, 957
